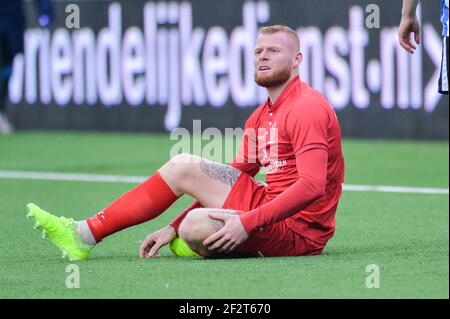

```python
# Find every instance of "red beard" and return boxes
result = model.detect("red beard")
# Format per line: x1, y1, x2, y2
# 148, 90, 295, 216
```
254, 65, 292, 87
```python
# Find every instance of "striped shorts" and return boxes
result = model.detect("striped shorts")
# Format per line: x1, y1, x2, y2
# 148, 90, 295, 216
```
438, 36, 449, 95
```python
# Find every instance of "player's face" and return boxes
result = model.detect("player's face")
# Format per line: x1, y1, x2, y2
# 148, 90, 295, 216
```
254, 32, 297, 87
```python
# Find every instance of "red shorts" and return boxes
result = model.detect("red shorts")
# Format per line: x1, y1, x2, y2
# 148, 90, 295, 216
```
221, 173, 320, 257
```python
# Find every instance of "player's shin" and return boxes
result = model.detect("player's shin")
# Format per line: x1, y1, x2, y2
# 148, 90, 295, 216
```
85, 172, 179, 242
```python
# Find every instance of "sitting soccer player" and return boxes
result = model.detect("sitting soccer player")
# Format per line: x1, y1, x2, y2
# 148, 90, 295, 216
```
26, 25, 345, 260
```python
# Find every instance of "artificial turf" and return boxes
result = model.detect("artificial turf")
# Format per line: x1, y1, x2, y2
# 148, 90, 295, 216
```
0, 132, 448, 298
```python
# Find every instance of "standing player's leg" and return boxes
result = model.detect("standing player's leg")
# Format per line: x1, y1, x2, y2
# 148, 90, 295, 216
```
26, 153, 241, 260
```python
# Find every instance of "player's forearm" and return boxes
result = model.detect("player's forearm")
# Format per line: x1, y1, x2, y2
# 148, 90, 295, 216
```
240, 176, 325, 233
239, 149, 328, 233
401, 0, 420, 18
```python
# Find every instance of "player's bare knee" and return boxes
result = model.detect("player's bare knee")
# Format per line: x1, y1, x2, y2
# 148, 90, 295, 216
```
171, 153, 193, 165
159, 153, 195, 193
178, 211, 197, 242
178, 219, 191, 243
169, 153, 201, 180
178, 210, 215, 258
174, 153, 203, 167
178, 209, 211, 243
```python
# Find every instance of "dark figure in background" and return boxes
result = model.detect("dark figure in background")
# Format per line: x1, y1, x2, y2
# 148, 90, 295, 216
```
0, 0, 54, 134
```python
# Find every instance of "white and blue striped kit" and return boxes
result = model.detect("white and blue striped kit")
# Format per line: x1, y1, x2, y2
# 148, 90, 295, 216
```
438, 0, 449, 94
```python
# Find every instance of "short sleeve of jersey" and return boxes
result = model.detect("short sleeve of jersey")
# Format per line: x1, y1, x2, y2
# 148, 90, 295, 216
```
286, 96, 330, 157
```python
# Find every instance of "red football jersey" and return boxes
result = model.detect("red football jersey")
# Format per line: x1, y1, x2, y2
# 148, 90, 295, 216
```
232, 76, 345, 248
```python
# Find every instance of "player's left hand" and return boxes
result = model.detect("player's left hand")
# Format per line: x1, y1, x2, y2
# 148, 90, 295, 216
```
203, 213, 249, 254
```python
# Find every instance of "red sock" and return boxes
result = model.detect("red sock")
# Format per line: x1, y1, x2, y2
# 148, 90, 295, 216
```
86, 172, 178, 242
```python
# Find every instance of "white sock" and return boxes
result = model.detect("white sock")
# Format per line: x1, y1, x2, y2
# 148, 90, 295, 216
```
75, 220, 97, 246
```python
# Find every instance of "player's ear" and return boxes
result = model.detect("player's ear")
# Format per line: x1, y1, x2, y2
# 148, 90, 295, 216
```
293, 52, 302, 68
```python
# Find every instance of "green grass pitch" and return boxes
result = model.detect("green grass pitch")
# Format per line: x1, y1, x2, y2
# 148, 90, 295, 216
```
0, 132, 448, 298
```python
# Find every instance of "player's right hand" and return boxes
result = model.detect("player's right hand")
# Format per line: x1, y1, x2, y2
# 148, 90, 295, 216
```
139, 225, 176, 258
398, 16, 421, 54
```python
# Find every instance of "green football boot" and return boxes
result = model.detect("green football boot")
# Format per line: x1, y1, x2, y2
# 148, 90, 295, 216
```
26, 203, 93, 261
170, 237, 199, 257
